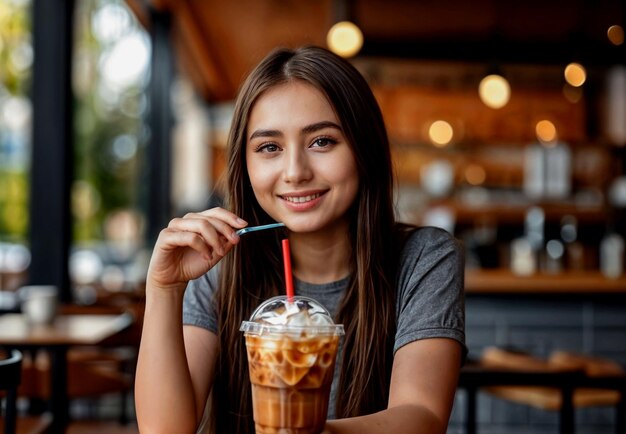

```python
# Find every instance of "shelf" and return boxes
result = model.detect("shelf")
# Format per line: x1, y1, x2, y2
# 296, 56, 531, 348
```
424, 199, 609, 225
465, 269, 626, 294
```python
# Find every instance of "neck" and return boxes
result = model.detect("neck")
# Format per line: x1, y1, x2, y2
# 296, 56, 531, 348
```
289, 222, 352, 284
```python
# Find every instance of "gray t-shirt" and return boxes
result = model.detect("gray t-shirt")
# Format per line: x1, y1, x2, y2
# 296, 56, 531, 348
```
183, 226, 465, 419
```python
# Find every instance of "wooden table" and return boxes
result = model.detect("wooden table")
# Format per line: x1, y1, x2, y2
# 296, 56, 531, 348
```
0, 313, 134, 434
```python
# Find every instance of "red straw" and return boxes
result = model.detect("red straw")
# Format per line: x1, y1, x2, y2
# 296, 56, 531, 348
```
281, 239, 294, 301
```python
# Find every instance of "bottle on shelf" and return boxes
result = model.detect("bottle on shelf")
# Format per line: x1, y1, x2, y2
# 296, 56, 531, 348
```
523, 141, 572, 200
510, 207, 545, 275
560, 215, 585, 271
600, 233, 624, 279
544, 239, 564, 274
510, 237, 536, 276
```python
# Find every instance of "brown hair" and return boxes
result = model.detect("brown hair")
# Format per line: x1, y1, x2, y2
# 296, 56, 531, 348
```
212, 46, 403, 433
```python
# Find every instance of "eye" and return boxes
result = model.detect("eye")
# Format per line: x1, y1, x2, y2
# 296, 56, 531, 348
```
310, 136, 337, 149
254, 143, 281, 153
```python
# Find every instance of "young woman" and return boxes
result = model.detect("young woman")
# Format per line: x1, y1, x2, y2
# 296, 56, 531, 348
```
135, 46, 465, 434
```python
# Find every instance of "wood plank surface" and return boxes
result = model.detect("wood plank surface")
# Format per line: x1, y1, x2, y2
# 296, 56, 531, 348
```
465, 269, 626, 294
0, 314, 134, 346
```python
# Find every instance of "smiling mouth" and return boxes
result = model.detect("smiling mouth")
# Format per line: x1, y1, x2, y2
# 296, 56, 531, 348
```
281, 192, 324, 203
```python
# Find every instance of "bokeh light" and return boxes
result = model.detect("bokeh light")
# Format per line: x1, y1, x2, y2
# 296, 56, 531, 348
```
536, 119, 557, 144
1, 96, 31, 130
564, 63, 586, 87
465, 164, 487, 186
608, 25, 624, 46
70, 249, 103, 285
428, 120, 454, 147
3, 243, 30, 272
327, 21, 363, 58
91, 3, 132, 44
112, 134, 138, 162
478, 74, 510, 109
100, 31, 150, 90
9, 41, 33, 72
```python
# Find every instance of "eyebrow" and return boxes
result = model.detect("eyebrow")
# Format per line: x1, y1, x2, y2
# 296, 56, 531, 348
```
302, 121, 342, 135
248, 121, 342, 141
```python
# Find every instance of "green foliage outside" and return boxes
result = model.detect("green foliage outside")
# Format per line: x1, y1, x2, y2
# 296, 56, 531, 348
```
72, 0, 148, 243
0, 0, 31, 242
0, 0, 148, 244
0, 0, 30, 95
0, 170, 28, 240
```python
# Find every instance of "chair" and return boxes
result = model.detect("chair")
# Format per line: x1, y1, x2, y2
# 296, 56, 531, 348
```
459, 356, 583, 434
0, 350, 51, 434
478, 347, 626, 433
0, 349, 22, 434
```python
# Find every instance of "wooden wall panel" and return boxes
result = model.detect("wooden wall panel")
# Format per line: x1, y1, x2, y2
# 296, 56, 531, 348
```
373, 85, 587, 145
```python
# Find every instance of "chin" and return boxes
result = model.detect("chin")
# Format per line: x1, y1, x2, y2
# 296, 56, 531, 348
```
282, 221, 324, 234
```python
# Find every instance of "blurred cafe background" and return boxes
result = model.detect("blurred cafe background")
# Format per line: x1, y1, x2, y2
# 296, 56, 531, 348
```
0, 0, 626, 433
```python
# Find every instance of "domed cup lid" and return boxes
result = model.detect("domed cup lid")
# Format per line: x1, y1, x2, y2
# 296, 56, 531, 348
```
240, 295, 344, 336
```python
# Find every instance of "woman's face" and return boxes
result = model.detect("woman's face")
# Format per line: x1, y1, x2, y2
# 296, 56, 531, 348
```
245, 81, 359, 235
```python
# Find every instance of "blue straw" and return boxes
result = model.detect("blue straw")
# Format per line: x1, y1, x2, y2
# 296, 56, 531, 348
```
235, 222, 286, 236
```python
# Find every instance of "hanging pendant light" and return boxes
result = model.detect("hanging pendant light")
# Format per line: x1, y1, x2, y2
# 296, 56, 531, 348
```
428, 120, 454, 147
327, 21, 363, 58
478, 74, 511, 109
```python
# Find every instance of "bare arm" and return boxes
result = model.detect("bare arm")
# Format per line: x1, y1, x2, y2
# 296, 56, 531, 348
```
324, 338, 462, 434
183, 325, 218, 422
135, 288, 199, 434
135, 209, 246, 434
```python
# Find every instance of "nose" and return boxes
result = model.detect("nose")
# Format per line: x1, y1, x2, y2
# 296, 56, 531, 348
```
282, 147, 313, 184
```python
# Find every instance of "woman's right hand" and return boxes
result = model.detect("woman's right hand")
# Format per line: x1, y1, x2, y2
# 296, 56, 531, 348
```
146, 208, 247, 293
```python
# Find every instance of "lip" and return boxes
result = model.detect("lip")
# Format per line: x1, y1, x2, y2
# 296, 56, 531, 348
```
278, 190, 328, 211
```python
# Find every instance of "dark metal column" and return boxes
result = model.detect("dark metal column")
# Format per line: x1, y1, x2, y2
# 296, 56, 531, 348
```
559, 386, 575, 434
145, 9, 174, 246
49, 346, 69, 433
619, 1, 626, 238
30, 0, 75, 302
465, 386, 477, 434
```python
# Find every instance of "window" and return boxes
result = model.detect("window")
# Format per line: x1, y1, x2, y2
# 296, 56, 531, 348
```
0, 0, 32, 290
71, 0, 150, 294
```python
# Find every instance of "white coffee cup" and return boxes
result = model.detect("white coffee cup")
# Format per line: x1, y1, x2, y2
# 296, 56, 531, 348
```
19, 285, 59, 325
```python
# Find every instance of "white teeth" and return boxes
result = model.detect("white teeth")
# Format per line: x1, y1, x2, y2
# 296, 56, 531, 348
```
283, 193, 321, 203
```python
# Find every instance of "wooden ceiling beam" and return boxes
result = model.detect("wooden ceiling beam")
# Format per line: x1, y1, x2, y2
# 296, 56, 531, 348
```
360, 37, 625, 67
128, 0, 624, 104
172, 1, 235, 101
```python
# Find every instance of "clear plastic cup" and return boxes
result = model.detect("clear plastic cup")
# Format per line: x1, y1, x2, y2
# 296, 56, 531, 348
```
240, 296, 344, 434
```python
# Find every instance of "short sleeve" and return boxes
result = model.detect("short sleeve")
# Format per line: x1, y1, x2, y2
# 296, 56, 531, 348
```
182, 265, 220, 333
394, 227, 466, 356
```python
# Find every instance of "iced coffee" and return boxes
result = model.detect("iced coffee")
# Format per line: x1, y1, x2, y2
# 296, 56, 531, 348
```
240, 296, 344, 434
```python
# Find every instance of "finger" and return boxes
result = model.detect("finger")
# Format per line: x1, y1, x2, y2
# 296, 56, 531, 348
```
168, 217, 230, 256
169, 214, 239, 255
176, 214, 241, 244
199, 219, 235, 255
205, 216, 241, 243
206, 239, 236, 269
197, 207, 248, 228
158, 228, 211, 260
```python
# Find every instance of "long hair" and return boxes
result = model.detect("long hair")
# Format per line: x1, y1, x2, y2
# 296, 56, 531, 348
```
212, 46, 401, 434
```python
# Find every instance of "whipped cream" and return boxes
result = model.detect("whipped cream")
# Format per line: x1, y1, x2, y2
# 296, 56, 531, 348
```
257, 302, 333, 326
